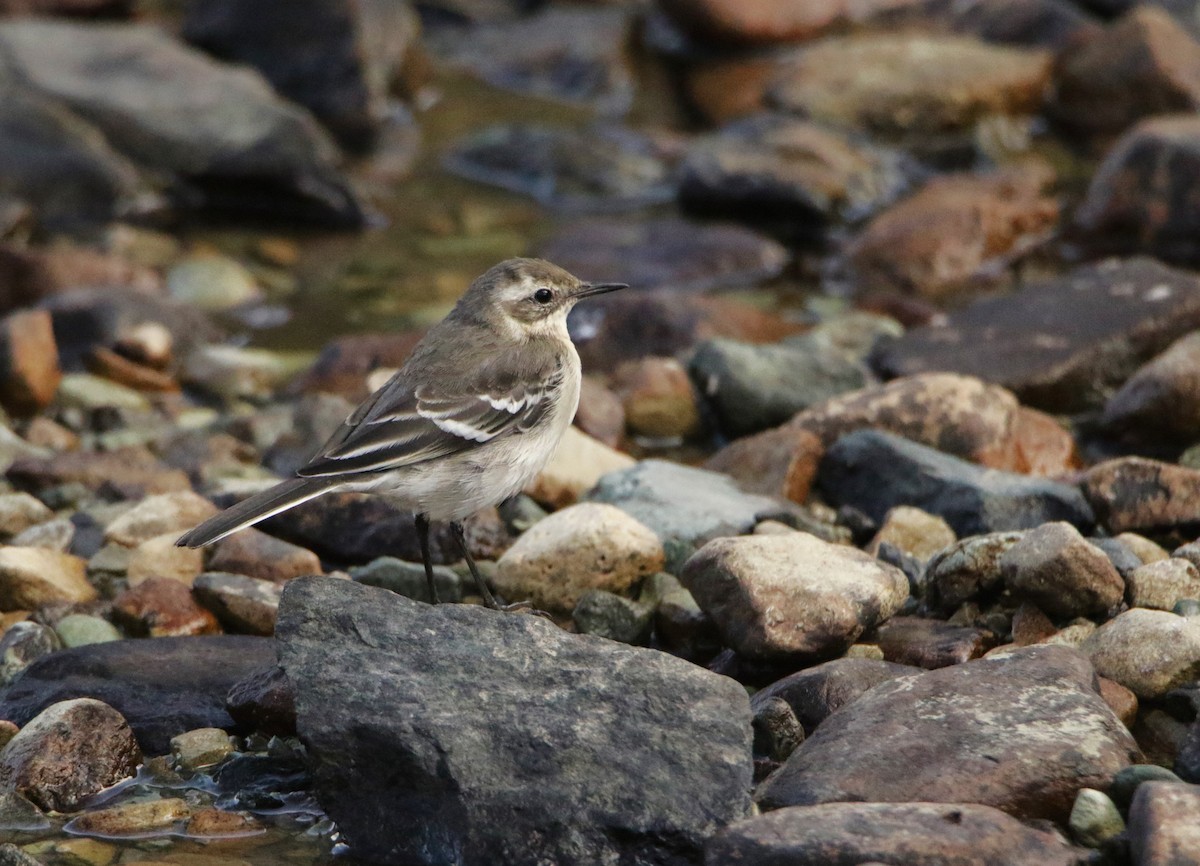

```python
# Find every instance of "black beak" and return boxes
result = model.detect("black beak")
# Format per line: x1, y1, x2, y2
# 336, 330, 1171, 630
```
576, 282, 628, 299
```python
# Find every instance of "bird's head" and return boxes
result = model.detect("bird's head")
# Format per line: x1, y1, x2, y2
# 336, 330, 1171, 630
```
458, 258, 626, 340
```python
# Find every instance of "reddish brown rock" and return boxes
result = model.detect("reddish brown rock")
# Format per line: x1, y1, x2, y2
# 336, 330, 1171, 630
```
656, 0, 928, 46
8, 447, 190, 498
1009, 407, 1081, 476
1083, 457, 1200, 537
704, 425, 822, 501
21, 417, 78, 452
0, 309, 60, 415
846, 165, 1058, 302
751, 658, 918, 735
85, 345, 177, 393
1050, 7, 1200, 137
876, 617, 995, 669
1001, 522, 1125, 619
1099, 677, 1138, 729
575, 375, 624, 449
0, 698, 140, 812
1011, 603, 1057, 646
0, 243, 158, 316
112, 577, 221, 637
610, 357, 700, 440
225, 665, 296, 737
683, 55, 783, 124
757, 645, 1141, 822
192, 572, 282, 636
207, 529, 321, 583
1128, 781, 1200, 865
1102, 332, 1200, 445
288, 330, 425, 400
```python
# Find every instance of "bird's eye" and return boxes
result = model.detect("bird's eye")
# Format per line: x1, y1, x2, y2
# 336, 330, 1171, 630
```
533, 288, 554, 304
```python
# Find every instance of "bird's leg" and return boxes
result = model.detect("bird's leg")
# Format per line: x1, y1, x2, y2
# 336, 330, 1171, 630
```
415, 513, 440, 605
449, 520, 502, 610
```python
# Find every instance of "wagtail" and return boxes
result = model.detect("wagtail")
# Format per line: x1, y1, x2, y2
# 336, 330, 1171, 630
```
177, 258, 627, 609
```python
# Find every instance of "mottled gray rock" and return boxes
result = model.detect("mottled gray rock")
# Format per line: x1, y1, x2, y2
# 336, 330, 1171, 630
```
757, 646, 1141, 822
705, 802, 1080, 866
1110, 764, 1183, 810
572, 589, 653, 644
0, 622, 60, 687
1000, 522, 1124, 619
925, 531, 1024, 613
876, 616, 994, 669
682, 533, 909, 662
586, 459, 791, 572
1083, 456, 1200, 538
1069, 787, 1124, 848
275, 577, 753, 866
818, 430, 1093, 538
192, 572, 281, 636
1128, 558, 1200, 611
1082, 608, 1200, 698
1102, 332, 1200, 445
349, 556, 463, 604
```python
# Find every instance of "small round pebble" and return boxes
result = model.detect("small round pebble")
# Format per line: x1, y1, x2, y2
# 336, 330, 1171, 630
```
1110, 764, 1183, 810
1069, 788, 1125, 847
169, 728, 235, 772
53, 614, 121, 648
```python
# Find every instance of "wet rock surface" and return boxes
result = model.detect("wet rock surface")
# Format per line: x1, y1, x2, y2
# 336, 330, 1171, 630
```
276, 576, 753, 866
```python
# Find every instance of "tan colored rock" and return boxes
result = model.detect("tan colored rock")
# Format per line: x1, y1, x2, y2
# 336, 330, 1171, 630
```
207, 529, 321, 583
494, 503, 663, 613
1098, 677, 1138, 729
525, 426, 634, 509
1120, 533, 1169, 565
192, 572, 281, 635
103, 491, 218, 547
186, 807, 262, 838
169, 728, 233, 771
1009, 407, 1081, 477
866, 506, 955, 563
1082, 456, 1200, 536
0, 493, 52, 540
126, 533, 204, 587
1127, 558, 1200, 611
67, 798, 189, 836
610, 357, 701, 440
0, 309, 60, 416
1001, 522, 1125, 619
0, 547, 93, 610
704, 425, 822, 501
1083, 608, 1200, 698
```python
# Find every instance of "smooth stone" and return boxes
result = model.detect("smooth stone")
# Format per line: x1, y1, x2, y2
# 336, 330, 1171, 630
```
1128, 781, 1200, 866
0, 698, 140, 812
53, 614, 120, 648
703, 425, 823, 502
0, 494, 52, 540
349, 557, 463, 604
275, 576, 753, 865
1069, 788, 1125, 847
0, 635, 276, 754
11, 518, 74, 552
865, 506, 956, 563
1128, 558, 1200, 611
611, 356, 701, 440
166, 254, 260, 311
1082, 608, 1200, 699
206, 529, 322, 584
0, 547, 94, 610
875, 616, 994, 669
180, 345, 291, 402
169, 727, 233, 772
125, 533, 203, 587
572, 589, 653, 644
757, 646, 1141, 822
525, 425, 634, 510
818, 430, 1093, 538
111, 576, 221, 637
751, 658, 919, 734
681, 532, 909, 662
0, 623, 60, 687
1000, 522, 1125, 619
53, 373, 148, 412
1102, 332, 1200, 445
0, 793, 49, 833
1083, 456, 1200, 538
103, 491, 218, 548
192, 572, 281, 636
586, 459, 792, 573
1110, 764, 1183, 811
8, 446, 190, 499
225, 665, 296, 739
65, 798, 189, 837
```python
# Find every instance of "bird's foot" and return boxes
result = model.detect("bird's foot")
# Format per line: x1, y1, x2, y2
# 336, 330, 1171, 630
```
496, 599, 554, 619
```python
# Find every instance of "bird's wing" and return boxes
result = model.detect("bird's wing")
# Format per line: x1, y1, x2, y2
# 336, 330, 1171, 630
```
296, 359, 564, 478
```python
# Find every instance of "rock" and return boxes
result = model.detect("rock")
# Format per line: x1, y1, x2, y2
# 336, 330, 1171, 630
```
1123, 532, 1172, 564
648, 572, 720, 659
689, 336, 866, 438
572, 588, 653, 644
126, 533, 204, 587
0, 698, 139, 812
678, 114, 912, 238
1083, 456, 1200, 537
751, 658, 917, 734
789, 373, 1022, 469
656, 0, 928, 46
1111, 764, 1183, 809
180, 345, 291, 402
1100, 676, 1139, 728
587, 459, 793, 573
1069, 787, 1125, 848
526, 425, 634, 510
1103, 332, 1200, 445
433, 6, 629, 114
575, 376, 624, 448
183, 0, 421, 151
165, 253, 260, 312
12, 517, 73, 552
8, 447, 190, 499
757, 645, 1140, 821
0, 310, 59, 416
1076, 115, 1200, 264
288, 331, 424, 401
275, 576, 753, 865
768, 34, 1052, 140
112, 576, 221, 637
53, 614, 119, 648
0, 635, 275, 754
1083, 608, 1200, 698
1011, 602, 1058, 646
0, 494, 51, 540
192, 572, 281, 636
1128, 781, 1200, 866
818, 430, 1094, 538
1000, 522, 1125, 619
681, 532, 909, 662
65, 798, 189, 837
494, 503, 663, 614
1009, 407, 1082, 477
865, 506, 956, 563
1128, 558, 1200, 611
872, 258, 1200, 412
185, 807, 261, 838
350, 556, 463, 604
0, 20, 363, 227
443, 124, 675, 211
224, 665, 295, 738
0, 623, 59, 687
1136, 708, 1190, 768
751, 696, 803, 765
845, 165, 1058, 302
705, 801, 1081, 866
206, 529, 321, 584
55, 371, 147, 411
103, 491, 218, 548
537, 215, 787, 295
169, 727, 232, 771
703, 425, 822, 501
875, 617, 994, 669
1050, 7, 1200, 136
609, 356, 701, 440
951, 0, 1099, 49
0, 547, 93, 610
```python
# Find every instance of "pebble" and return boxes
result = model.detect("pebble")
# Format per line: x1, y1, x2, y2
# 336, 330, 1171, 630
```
126, 533, 204, 587
103, 491, 217, 548
924, 531, 1024, 614
572, 589, 653, 644
180, 345, 291, 402
1127, 782, 1200, 866
1123, 532, 1171, 564
609, 357, 700, 441
875, 617, 994, 669
53, 614, 120, 648
0, 309, 62, 416
1127, 558, 1200, 611
681, 532, 909, 662
1083, 608, 1200, 698
1068, 788, 1125, 848
0, 698, 140, 812
525, 425, 634, 510
1110, 764, 1183, 811
1000, 522, 1125, 619
55, 373, 149, 413
349, 557, 463, 604
169, 727, 233, 771
0, 493, 52, 540
0, 547, 94, 610
206, 529, 321, 583
0, 623, 59, 687
112, 576, 221, 637
865, 506, 955, 563
1103, 331, 1200, 445
703, 425, 822, 502
65, 797, 189, 837
192, 572, 281, 636
166, 253, 260, 311
494, 503, 663, 614
11, 517, 73, 552
1100, 677, 1139, 728
648, 573, 719, 659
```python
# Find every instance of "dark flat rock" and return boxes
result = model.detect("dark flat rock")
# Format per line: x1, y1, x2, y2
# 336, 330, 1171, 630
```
750, 658, 917, 735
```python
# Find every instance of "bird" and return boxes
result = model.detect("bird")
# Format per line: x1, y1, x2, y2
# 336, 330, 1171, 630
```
176, 257, 626, 609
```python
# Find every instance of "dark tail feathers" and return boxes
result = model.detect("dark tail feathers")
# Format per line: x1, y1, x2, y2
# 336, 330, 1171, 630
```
176, 477, 338, 548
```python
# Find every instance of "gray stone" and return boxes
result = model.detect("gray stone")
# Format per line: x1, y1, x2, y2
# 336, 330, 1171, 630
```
1082, 608, 1200, 699
1069, 787, 1124, 848
1000, 522, 1125, 619
586, 459, 791, 572
275, 576, 753, 866
0, 622, 60, 687
192, 572, 281, 636
925, 531, 1025, 613
751, 658, 918, 735
757, 646, 1141, 822
1103, 331, 1200, 445
10, 518, 73, 553
572, 589, 653, 644
818, 430, 1094, 538
349, 556, 463, 604
689, 337, 866, 437
1110, 764, 1182, 810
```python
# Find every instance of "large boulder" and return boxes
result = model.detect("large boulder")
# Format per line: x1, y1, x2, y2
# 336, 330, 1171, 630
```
275, 576, 753, 866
